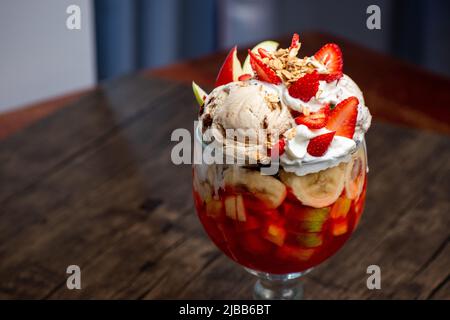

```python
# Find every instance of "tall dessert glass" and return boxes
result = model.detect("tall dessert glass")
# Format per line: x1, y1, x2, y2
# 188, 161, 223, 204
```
190, 33, 371, 299
193, 133, 368, 299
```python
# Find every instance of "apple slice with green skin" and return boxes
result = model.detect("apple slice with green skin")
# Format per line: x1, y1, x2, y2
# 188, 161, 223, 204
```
295, 232, 323, 248
263, 224, 287, 246
332, 218, 348, 236
242, 40, 279, 75
215, 46, 243, 87
284, 204, 330, 221
284, 205, 330, 233
192, 81, 208, 106
330, 197, 351, 219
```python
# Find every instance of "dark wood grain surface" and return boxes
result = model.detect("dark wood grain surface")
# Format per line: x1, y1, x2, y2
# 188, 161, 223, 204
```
0, 74, 448, 299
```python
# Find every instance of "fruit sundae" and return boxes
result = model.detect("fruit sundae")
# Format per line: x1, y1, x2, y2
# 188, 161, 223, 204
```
192, 34, 371, 274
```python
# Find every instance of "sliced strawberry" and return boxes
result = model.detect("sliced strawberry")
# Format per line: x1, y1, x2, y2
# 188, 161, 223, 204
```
238, 73, 252, 81
295, 104, 330, 129
326, 96, 358, 138
307, 131, 335, 157
278, 139, 286, 155
289, 33, 300, 57
248, 50, 281, 85
288, 71, 319, 102
314, 43, 343, 82
268, 138, 286, 157
258, 48, 270, 59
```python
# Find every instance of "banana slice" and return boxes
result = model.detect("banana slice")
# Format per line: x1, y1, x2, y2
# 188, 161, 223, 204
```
224, 167, 286, 209
280, 164, 346, 208
344, 146, 366, 200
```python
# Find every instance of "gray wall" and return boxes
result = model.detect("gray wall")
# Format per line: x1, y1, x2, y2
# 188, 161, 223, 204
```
0, 0, 96, 113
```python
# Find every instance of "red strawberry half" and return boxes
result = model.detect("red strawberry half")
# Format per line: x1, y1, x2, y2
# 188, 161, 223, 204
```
307, 131, 335, 157
326, 96, 358, 139
288, 71, 319, 102
295, 105, 330, 129
314, 43, 343, 82
248, 50, 282, 85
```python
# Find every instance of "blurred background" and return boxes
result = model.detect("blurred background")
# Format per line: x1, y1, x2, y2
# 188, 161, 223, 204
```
1, 0, 450, 113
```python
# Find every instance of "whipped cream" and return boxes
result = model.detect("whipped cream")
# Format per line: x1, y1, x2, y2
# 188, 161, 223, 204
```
281, 125, 355, 176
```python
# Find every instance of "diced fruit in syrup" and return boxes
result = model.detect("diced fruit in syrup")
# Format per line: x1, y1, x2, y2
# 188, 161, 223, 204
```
284, 205, 330, 233
330, 197, 351, 219
204, 220, 226, 245
235, 215, 262, 232
217, 224, 236, 245
277, 245, 315, 261
260, 209, 284, 224
224, 195, 247, 221
205, 199, 223, 218
288, 219, 327, 233
280, 165, 345, 208
295, 232, 323, 248
241, 231, 273, 255
284, 203, 330, 221
332, 219, 348, 236
263, 224, 286, 246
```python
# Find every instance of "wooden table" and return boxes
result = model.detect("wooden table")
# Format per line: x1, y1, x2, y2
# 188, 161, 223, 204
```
0, 33, 449, 299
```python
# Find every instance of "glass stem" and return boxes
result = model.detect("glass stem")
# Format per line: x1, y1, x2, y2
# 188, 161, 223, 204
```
246, 268, 310, 300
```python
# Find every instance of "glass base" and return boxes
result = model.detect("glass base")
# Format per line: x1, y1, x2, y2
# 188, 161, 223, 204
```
245, 268, 312, 300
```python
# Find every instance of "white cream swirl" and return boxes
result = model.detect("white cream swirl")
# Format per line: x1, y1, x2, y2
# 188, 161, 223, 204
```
281, 125, 356, 176
255, 70, 371, 175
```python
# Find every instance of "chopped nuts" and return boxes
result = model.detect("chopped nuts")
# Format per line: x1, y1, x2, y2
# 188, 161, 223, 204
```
258, 45, 319, 86
284, 127, 297, 140
281, 70, 293, 80
272, 59, 284, 70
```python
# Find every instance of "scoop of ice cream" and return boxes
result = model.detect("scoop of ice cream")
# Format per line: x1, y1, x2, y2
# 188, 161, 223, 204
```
200, 82, 295, 163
